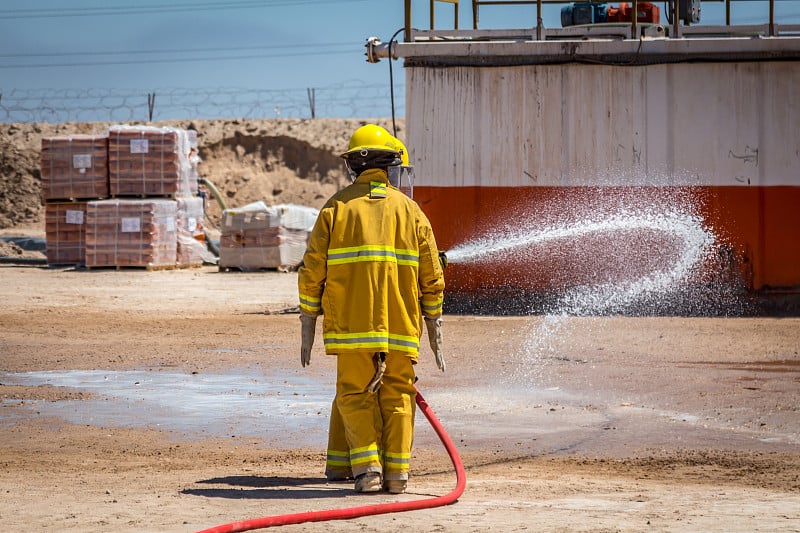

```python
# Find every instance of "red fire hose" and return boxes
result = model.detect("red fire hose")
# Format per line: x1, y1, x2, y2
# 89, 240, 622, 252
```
195, 388, 467, 533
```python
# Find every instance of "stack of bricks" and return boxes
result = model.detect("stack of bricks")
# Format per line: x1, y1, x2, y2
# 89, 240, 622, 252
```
41, 125, 206, 269
44, 202, 88, 265
41, 135, 110, 201
176, 196, 209, 266
40, 135, 109, 265
108, 126, 198, 198
219, 203, 316, 272
85, 199, 177, 268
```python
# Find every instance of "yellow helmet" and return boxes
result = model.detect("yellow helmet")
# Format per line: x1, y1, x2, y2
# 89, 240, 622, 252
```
389, 136, 409, 166
341, 124, 401, 160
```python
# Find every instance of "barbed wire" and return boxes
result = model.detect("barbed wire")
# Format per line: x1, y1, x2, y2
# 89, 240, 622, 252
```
0, 81, 405, 123
0, 0, 372, 20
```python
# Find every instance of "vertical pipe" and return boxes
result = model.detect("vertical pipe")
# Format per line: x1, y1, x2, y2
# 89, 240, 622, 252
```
430, 0, 435, 30
537, 0, 543, 40
726, 0, 731, 26
769, 0, 775, 36
632, 0, 638, 39
405, 0, 411, 42
473, 0, 479, 29
454, 1, 459, 30
672, 0, 679, 38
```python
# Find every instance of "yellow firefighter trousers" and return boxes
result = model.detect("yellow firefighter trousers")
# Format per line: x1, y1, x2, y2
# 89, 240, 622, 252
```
325, 352, 416, 481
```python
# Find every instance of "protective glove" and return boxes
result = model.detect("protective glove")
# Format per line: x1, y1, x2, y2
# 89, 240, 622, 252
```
299, 312, 317, 367
424, 316, 445, 372
366, 352, 387, 393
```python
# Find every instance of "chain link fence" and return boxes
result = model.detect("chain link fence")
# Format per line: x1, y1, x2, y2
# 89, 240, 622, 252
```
0, 81, 404, 123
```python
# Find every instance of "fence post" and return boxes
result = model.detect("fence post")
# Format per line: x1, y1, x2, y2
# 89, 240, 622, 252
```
147, 92, 156, 121
307, 87, 316, 119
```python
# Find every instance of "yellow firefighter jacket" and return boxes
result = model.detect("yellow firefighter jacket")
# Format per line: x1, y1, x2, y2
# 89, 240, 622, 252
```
298, 168, 444, 358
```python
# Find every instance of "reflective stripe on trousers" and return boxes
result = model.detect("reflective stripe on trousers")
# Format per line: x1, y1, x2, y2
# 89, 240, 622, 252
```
325, 399, 352, 480
330, 351, 416, 480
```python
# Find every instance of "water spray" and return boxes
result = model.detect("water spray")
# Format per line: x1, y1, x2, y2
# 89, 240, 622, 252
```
447, 206, 717, 315
446, 203, 725, 383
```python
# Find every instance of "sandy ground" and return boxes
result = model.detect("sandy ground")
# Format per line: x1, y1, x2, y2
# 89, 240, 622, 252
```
3, 117, 798, 532
1, 264, 799, 533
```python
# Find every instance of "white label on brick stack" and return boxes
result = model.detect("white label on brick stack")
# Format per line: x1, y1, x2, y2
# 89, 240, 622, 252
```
72, 154, 93, 173
166, 217, 176, 232
65, 210, 84, 224
121, 217, 141, 232
130, 139, 149, 154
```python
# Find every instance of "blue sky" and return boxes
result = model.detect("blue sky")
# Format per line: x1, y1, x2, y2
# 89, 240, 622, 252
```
1, 0, 795, 121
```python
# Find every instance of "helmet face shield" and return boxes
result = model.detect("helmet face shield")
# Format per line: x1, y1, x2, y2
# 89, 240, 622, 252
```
388, 165, 414, 198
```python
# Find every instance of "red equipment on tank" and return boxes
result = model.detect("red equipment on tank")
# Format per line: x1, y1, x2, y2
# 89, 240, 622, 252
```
607, 2, 660, 23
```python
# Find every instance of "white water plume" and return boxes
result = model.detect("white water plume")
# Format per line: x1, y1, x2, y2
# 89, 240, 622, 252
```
448, 206, 716, 315
447, 201, 724, 383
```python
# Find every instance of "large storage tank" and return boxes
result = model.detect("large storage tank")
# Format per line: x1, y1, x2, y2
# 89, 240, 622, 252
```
373, 10, 800, 313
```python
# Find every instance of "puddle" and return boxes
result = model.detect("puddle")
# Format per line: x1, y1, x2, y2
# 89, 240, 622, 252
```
5, 368, 795, 453
1, 369, 334, 446
1, 369, 597, 450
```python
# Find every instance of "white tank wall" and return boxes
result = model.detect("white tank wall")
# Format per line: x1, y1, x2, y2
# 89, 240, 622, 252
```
407, 61, 799, 187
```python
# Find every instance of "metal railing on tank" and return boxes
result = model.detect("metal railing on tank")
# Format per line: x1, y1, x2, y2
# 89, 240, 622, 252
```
407, 0, 798, 41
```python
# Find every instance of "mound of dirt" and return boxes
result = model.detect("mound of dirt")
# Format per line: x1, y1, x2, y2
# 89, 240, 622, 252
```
0, 118, 405, 232
0, 239, 24, 256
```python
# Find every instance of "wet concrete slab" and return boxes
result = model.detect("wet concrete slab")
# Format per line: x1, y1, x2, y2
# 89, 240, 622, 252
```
1, 369, 333, 446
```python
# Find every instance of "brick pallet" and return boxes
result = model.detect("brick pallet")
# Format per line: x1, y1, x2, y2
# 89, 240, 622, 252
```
45, 202, 88, 265
176, 196, 207, 267
219, 227, 308, 272
108, 126, 197, 197
41, 125, 208, 270
218, 203, 316, 272
40, 135, 109, 200
85, 199, 177, 268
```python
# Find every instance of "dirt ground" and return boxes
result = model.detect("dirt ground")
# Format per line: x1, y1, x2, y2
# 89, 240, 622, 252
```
1, 118, 799, 531
1, 264, 798, 533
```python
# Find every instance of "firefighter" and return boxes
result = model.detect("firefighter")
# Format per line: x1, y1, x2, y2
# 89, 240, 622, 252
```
320, 133, 431, 485
298, 124, 445, 494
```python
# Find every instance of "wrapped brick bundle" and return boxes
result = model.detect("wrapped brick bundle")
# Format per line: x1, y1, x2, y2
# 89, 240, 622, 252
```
85, 199, 177, 268
219, 202, 317, 272
40, 135, 109, 200
176, 195, 212, 267
45, 202, 88, 265
186, 129, 201, 186
108, 125, 197, 197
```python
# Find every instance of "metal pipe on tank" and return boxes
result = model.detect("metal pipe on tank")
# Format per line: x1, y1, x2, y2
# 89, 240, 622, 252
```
673, 0, 680, 38
770, 0, 775, 36
405, 0, 411, 41
537, 0, 543, 40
